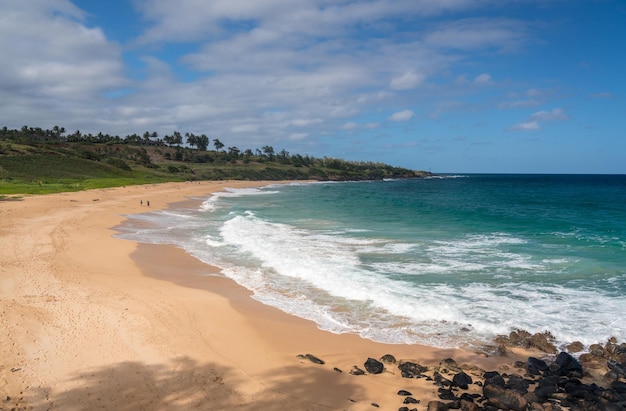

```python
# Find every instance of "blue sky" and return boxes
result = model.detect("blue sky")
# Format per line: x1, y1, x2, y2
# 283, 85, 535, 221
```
1, 0, 624, 173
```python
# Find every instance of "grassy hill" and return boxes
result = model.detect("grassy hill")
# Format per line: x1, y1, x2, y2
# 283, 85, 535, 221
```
0, 136, 430, 195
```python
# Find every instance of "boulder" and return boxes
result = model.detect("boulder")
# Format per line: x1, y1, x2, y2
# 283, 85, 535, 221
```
398, 361, 428, 378
380, 354, 397, 364
483, 384, 528, 411
452, 371, 473, 389
506, 374, 530, 394
437, 358, 462, 374
527, 357, 549, 376
555, 351, 583, 378
364, 357, 384, 374
426, 400, 449, 411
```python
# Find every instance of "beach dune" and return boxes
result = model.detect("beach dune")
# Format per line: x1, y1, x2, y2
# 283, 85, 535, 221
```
1, 182, 535, 410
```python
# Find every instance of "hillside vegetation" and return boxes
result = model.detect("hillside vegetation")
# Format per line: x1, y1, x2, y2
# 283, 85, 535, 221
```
0, 125, 430, 195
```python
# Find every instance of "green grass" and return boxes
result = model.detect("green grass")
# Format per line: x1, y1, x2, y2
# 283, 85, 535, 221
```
0, 139, 429, 194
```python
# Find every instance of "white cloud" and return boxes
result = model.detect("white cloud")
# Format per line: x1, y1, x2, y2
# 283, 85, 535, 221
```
510, 108, 567, 131
473, 73, 492, 84
530, 108, 568, 122
0, 0, 548, 156
390, 70, 425, 90
424, 18, 528, 51
498, 99, 539, 109
512, 121, 540, 131
389, 110, 414, 122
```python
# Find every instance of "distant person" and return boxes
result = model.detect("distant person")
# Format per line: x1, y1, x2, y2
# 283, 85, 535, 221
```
140, 200, 143, 206
147, 200, 150, 207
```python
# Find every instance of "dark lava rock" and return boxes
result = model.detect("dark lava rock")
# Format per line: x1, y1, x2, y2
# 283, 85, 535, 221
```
364, 357, 384, 374
403, 397, 419, 404
460, 399, 480, 411
483, 371, 506, 388
483, 384, 528, 411
438, 388, 457, 401
434, 371, 453, 387
304, 354, 325, 364
427, 400, 449, 411
333, 367, 342, 373
555, 351, 584, 378
527, 357, 549, 376
397, 390, 413, 396
506, 374, 530, 394
398, 361, 428, 378
453, 371, 473, 389
612, 380, 626, 394
608, 359, 626, 377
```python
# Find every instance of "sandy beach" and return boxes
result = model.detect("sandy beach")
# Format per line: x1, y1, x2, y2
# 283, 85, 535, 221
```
1, 181, 559, 410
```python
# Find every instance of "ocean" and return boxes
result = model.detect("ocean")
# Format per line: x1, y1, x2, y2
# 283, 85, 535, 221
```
116, 174, 626, 351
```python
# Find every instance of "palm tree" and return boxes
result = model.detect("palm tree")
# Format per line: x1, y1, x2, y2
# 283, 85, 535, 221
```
213, 138, 224, 152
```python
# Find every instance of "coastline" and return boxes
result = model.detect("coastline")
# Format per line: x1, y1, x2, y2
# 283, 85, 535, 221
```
1, 181, 620, 410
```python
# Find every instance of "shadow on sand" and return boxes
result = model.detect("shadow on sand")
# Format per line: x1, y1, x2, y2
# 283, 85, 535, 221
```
22, 356, 364, 410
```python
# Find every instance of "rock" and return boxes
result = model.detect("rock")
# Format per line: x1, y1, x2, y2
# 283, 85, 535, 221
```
483, 371, 506, 388
438, 388, 456, 400
350, 366, 366, 375
527, 332, 557, 354
403, 397, 419, 404
371, 403, 379, 408
333, 367, 342, 373
505, 374, 530, 395
434, 371, 453, 387
380, 354, 397, 363
460, 399, 479, 411
452, 371, 473, 389
607, 360, 626, 377
566, 341, 585, 353
612, 381, 626, 394
397, 390, 412, 396
364, 357, 384, 374
437, 358, 462, 374
555, 351, 583, 378
304, 354, 325, 364
483, 384, 528, 411
427, 400, 449, 411
398, 361, 428, 378
527, 357, 549, 376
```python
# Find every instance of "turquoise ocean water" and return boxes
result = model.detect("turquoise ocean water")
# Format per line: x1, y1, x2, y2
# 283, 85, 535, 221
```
117, 175, 626, 350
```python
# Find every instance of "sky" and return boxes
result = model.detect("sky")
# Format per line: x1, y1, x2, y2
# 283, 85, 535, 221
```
1, 0, 625, 174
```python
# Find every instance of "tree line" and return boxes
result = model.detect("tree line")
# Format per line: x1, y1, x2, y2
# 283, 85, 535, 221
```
0, 124, 427, 179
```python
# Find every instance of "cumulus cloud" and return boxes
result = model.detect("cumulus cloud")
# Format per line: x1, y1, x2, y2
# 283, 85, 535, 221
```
389, 110, 414, 122
530, 108, 568, 122
0, 0, 546, 155
390, 71, 425, 90
473, 73, 493, 84
510, 108, 568, 131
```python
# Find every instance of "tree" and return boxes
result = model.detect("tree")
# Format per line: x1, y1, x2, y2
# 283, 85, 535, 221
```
262, 145, 275, 160
213, 138, 224, 152
172, 131, 183, 146
186, 132, 197, 149
197, 134, 209, 151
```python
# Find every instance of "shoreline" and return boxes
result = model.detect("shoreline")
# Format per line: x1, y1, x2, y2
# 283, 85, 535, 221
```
1, 181, 623, 410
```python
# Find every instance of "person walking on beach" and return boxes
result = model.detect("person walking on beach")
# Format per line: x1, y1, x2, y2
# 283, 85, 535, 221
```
140, 200, 143, 206
146, 200, 150, 207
